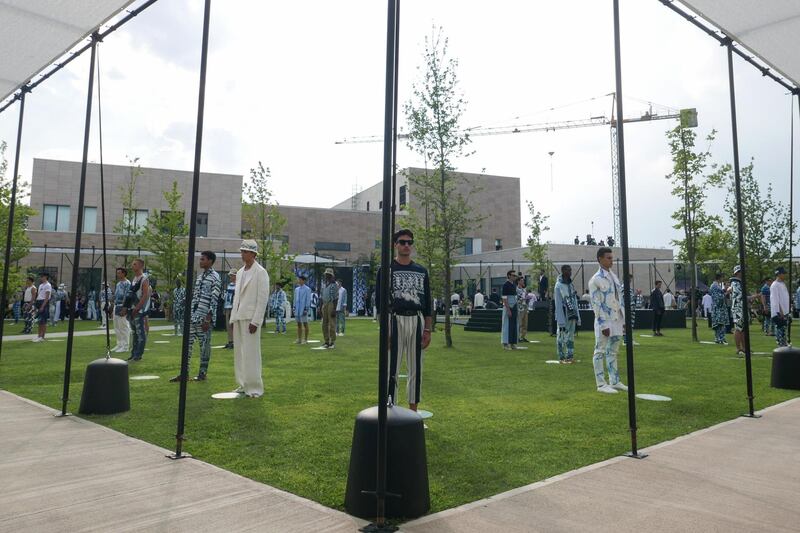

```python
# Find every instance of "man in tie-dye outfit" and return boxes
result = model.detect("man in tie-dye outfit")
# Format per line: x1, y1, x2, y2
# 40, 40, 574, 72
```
588, 247, 628, 394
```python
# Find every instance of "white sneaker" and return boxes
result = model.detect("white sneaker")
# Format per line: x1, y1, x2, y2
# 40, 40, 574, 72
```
611, 382, 628, 392
31, 337, 42, 343
597, 384, 618, 394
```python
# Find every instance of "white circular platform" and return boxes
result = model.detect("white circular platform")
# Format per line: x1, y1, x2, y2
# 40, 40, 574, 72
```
212, 392, 243, 399
307, 340, 321, 343
636, 394, 672, 402
130, 375, 160, 381
417, 410, 433, 419
545, 360, 561, 364
154, 340, 170, 344
311, 346, 329, 351
212, 345, 227, 349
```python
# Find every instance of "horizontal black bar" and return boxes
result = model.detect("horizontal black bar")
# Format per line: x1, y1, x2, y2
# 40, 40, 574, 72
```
0, 0, 160, 115
659, 0, 797, 93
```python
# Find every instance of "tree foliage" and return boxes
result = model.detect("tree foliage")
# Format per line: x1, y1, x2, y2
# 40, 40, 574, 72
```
140, 181, 188, 290
0, 141, 34, 304
523, 200, 550, 283
403, 27, 480, 348
112, 156, 143, 261
242, 162, 293, 284
665, 127, 722, 341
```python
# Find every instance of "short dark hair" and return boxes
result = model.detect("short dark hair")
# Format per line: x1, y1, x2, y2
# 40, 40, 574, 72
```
200, 250, 216, 264
26, 275, 34, 282
116, 267, 127, 276
298, 275, 307, 281
393, 229, 414, 243
40, 272, 49, 279
596, 247, 612, 260
655, 280, 662, 285
716, 273, 723, 281
561, 264, 572, 272
507, 270, 516, 277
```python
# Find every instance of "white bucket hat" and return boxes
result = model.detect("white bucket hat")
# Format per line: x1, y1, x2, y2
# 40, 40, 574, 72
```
240, 239, 259, 256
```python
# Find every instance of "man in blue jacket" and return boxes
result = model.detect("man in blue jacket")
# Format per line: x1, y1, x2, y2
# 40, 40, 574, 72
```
554, 264, 581, 363
294, 274, 312, 344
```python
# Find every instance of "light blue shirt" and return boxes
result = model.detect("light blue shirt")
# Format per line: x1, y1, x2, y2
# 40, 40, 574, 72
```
294, 284, 312, 317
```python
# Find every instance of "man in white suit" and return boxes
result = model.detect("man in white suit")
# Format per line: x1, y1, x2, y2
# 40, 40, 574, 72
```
229, 240, 270, 398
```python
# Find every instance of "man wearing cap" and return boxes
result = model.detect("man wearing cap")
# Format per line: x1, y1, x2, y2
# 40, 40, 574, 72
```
223, 269, 237, 349
376, 229, 432, 411
729, 266, 745, 355
320, 268, 338, 349
770, 266, 790, 347
294, 274, 312, 344
171, 251, 221, 382
229, 240, 269, 397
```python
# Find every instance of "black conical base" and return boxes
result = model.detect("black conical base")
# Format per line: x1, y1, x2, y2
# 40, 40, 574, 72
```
79, 357, 130, 415
771, 346, 800, 390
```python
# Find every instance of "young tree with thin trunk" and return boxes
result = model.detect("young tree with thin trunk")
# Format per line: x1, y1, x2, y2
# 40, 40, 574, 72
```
140, 181, 188, 292
113, 156, 143, 265
0, 141, 34, 304
404, 27, 480, 348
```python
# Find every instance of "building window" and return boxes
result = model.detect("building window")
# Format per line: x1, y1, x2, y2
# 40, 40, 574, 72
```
195, 212, 208, 238
83, 206, 97, 233
463, 237, 473, 255
315, 241, 351, 252
122, 208, 149, 234
366, 201, 370, 211
42, 204, 70, 232
379, 201, 383, 209
399, 185, 407, 209
495, 238, 503, 251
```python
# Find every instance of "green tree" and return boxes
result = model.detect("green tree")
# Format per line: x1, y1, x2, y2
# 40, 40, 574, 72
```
523, 200, 550, 284
709, 161, 792, 290
404, 27, 480, 348
665, 127, 723, 342
0, 141, 34, 304
112, 156, 143, 264
139, 181, 188, 292
242, 162, 293, 284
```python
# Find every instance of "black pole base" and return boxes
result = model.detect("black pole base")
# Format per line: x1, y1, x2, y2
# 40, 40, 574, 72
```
360, 523, 399, 533
166, 452, 192, 460
53, 412, 72, 418
740, 413, 762, 419
624, 451, 648, 460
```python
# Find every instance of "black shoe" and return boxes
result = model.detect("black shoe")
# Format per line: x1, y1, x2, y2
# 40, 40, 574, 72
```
169, 374, 186, 382
126, 355, 136, 361
223, 342, 233, 349
192, 373, 207, 381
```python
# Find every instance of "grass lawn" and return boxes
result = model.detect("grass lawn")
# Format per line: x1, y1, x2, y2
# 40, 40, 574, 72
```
1, 318, 797, 514
2, 317, 158, 335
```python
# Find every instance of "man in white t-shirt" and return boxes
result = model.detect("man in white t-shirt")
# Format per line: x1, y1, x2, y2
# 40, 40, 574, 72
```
663, 289, 675, 309
451, 291, 461, 318
33, 272, 52, 342
701, 291, 713, 318
473, 289, 485, 310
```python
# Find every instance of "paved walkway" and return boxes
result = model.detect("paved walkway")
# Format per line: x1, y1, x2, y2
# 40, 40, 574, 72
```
2, 390, 799, 532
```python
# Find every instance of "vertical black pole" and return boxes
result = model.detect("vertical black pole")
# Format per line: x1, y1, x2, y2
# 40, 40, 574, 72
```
96, 44, 112, 354
60, 35, 98, 416
612, 0, 644, 458
725, 41, 757, 418
374, 0, 399, 526
0, 88, 26, 361
789, 92, 795, 345
171, 0, 212, 458
581, 258, 586, 295
390, 0, 400, 238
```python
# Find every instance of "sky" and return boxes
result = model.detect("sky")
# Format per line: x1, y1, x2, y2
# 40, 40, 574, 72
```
0, 0, 797, 252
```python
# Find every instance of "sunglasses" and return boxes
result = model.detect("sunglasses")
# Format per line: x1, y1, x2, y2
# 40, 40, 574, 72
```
396, 239, 414, 246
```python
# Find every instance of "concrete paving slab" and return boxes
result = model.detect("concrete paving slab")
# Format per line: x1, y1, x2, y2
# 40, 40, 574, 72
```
0, 391, 364, 533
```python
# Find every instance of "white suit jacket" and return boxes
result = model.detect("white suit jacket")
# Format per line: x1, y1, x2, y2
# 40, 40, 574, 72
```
229, 261, 269, 327
588, 267, 625, 336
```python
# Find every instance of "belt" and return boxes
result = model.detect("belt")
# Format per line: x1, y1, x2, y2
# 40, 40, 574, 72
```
393, 310, 421, 316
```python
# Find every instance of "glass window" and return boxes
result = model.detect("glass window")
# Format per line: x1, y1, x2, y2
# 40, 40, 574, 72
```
42, 204, 70, 231
464, 237, 473, 255
366, 201, 370, 211
83, 207, 97, 233
494, 238, 503, 251
399, 185, 407, 208
196, 212, 208, 238
315, 241, 351, 252
122, 209, 149, 234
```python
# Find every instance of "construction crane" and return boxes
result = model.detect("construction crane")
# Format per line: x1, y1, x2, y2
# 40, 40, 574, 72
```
336, 93, 696, 240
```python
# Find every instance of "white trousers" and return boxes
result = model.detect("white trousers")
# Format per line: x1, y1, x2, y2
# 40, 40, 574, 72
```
113, 313, 130, 350
233, 321, 263, 397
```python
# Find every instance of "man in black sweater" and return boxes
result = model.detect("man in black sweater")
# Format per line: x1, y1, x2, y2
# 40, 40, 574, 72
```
376, 229, 432, 412
650, 280, 665, 336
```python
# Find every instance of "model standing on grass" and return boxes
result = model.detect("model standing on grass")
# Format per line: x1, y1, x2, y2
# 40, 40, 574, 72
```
320, 268, 338, 349
123, 258, 150, 361
554, 264, 580, 364
710, 273, 729, 345
172, 277, 186, 336
588, 247, 627, 394
32, 272, 52, 342
770, 266, 790, 347
223, 269, 236, 349
171, 251, 221, 382
500, 270, 518, 350
230, 240, 269, 398
728, 266, 745, 355
294, 274, 312, 344
21, 276, 36, 334
376, 229, 432, 411
336, 280, 348, 336
517, 275, 530, 343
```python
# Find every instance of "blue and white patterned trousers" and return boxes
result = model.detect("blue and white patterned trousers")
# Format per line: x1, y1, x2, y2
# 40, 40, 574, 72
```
187, 322, 213, 374
593, 334, 621, 387
128, 313, 147, 360
274, 307, 285, 332
557, 321, 576, 361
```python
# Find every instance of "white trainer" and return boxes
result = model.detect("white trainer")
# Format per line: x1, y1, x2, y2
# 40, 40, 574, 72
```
597, 384, 618, 394
611, 382, 628, 391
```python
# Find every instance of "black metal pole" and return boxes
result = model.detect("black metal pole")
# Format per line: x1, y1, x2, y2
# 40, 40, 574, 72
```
171, 0, 212, 459
371, 0, 399, 527
612, 0, 644, 459
0, 88, 26, 360
789, 92, 795, 345
60, 36, 98, 417
96, 44, 112, 354
390, 0, 400, 237
726, 41, 757, 418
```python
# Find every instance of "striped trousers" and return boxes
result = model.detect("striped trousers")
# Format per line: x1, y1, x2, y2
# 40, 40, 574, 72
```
388, 313, 423, 406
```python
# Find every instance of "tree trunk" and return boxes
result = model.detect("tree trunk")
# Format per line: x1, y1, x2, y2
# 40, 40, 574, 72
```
444, 257, 453, 348
689, 246, 698, 342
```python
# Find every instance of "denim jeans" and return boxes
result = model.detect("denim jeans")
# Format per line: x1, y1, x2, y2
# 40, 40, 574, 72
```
336, 310, 346, 333
128, 313, 147, 359
557, 321, 576, 360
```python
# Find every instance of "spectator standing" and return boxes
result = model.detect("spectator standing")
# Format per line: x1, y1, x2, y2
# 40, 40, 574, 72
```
33, 272, 52, 342
663, 288, 675, 310
538, 270, 549, 300
473, 288, 485, 310
336, 279, 347, 336
650, 280, 665, 336
223, 269, 236, 349
21, 276, 36, 334
770, 267, 790, 347
112, 268, 131, 353
501, 270, 519, 350
516, 275, 530, 342
450, 291, 461, 318
702, 291, 713, 318
760, 277, 774, 336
